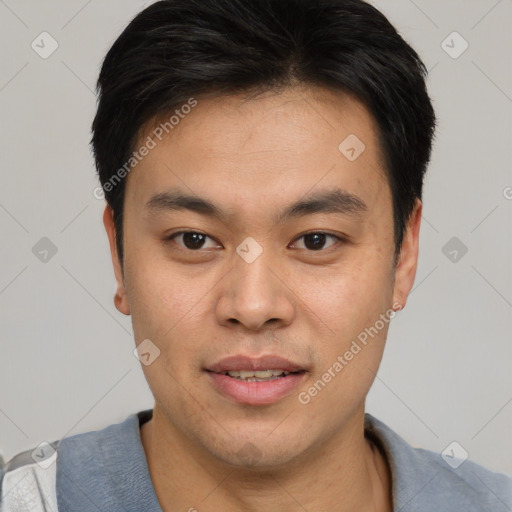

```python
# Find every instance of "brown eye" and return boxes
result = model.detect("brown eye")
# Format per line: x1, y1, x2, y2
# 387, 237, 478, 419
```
166, 231, 219, 250
292, 232, 341, 251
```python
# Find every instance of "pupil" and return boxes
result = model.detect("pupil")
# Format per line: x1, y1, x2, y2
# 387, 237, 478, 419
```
304, 233, 326, 250
183, 233, 205, 249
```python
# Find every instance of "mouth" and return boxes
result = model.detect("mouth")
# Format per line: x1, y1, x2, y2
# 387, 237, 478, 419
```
215, 369, 305, 382
205, 355, 308, 405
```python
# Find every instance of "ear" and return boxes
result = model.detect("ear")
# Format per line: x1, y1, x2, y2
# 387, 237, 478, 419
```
392, 198, 422, 310
103, 205, 131, 316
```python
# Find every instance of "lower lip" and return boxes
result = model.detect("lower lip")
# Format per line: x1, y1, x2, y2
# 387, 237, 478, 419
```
206, 371, 306, 405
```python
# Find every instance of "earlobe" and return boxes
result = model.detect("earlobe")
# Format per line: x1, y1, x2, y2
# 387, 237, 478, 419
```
103, 205, 131, 316
392, 199, 422, 310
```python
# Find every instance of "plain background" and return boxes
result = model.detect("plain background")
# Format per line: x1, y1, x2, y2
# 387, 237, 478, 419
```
0, 0, 511, 475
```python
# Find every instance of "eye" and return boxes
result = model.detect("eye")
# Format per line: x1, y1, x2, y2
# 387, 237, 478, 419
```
291, 231, 342, 251
165, 230, 343, 252
165, 231, 220, 251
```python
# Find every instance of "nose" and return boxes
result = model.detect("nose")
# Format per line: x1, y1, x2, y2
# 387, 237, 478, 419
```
215, 242, 295, 331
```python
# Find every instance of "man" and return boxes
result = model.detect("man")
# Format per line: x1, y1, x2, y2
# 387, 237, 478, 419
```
2, 0, 511, 510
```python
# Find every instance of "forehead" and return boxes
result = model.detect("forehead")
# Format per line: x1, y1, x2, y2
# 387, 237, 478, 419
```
126, 85, 389, 215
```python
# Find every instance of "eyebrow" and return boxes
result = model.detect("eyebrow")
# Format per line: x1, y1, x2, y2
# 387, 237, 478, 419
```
144, 187, 368, 224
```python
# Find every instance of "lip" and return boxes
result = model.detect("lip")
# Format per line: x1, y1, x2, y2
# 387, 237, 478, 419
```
206, 354, 305, 373
206, 371, 306, 405
205, 354, 307, 405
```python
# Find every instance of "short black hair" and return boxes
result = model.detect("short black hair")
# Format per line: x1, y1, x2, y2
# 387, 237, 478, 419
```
92, 0, 436, 265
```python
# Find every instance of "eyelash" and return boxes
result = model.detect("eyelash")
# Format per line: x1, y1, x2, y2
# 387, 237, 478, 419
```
164, 230, 345, 252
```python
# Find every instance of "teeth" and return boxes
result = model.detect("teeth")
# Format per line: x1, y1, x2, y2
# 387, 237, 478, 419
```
225, 369, 291, 379
254, 370, 273, 378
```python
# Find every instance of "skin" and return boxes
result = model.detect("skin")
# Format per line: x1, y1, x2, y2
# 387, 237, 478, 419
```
103, 84, 422, 511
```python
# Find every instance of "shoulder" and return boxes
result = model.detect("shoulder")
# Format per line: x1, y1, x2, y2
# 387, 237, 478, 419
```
407, 444, 512, 511
1, 410, 153, 512
1, 440, 59, 512
365, 413, 512, 511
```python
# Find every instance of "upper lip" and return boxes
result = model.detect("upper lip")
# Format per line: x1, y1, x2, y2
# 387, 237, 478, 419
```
206, 354, 305, 373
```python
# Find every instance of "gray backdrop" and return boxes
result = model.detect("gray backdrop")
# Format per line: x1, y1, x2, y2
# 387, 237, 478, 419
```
1, 0, 511, 475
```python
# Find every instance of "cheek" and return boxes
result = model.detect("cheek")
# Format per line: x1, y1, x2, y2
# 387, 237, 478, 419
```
295, 250, 393, 402
300, 312, 391, 425
123, 250, 218, 389
123, 252, 201, 344
125, 260, 206, 403
298, 252, 394, 338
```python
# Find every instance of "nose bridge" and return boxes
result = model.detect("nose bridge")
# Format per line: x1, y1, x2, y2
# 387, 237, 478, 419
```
218, 236, 293, 330
235, 241, 274, 294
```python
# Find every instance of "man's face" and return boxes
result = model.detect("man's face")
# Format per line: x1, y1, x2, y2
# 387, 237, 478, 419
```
105, 85, 419, 467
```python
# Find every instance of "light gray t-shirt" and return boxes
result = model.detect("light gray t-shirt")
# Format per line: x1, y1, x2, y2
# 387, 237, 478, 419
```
2, 409, 511, 511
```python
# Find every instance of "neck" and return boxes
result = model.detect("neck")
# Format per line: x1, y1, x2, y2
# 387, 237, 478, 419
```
140, 404, 392, 512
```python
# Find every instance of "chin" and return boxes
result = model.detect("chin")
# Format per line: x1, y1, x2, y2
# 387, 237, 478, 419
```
199, 422, 312, 470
